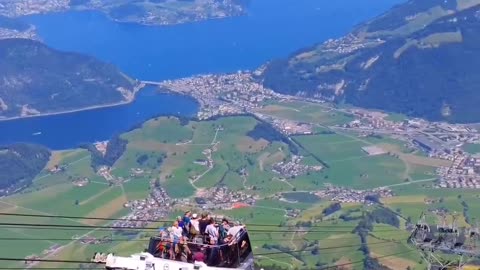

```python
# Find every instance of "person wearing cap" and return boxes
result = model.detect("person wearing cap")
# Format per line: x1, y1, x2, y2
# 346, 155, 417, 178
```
190, 213, 200, 238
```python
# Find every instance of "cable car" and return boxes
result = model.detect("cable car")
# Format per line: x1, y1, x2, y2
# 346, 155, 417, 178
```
97, 225, 254, 270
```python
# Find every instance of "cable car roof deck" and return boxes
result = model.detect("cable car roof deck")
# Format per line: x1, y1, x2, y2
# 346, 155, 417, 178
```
101, 221, 254, 270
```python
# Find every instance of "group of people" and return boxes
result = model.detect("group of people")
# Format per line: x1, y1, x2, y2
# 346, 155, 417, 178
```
153, 211, 250, 267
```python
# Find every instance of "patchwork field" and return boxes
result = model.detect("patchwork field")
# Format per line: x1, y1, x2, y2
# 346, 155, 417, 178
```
2, 114, 476, 269
256, 100, 354, 126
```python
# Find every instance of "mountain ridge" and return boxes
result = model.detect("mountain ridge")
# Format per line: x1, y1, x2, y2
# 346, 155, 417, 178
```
262, 0, 480, 123
0, 38, 138, 119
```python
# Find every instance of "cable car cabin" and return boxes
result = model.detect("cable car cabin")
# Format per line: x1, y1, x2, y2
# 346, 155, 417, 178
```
104, 226, 254, 270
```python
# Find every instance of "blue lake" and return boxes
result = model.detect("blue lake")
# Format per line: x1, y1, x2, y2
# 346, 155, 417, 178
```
0, 88, 198, 149
0, 0, 404, 149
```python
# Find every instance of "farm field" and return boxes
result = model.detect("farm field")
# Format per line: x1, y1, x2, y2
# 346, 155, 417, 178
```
2, 114, 476, 269
0, 153, 126, 268
292, 132, 445, 190
256, 100, 354, 126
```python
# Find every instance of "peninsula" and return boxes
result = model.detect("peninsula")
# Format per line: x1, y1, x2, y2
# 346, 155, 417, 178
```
0, 15, 38, 40
0, 0, 250, 26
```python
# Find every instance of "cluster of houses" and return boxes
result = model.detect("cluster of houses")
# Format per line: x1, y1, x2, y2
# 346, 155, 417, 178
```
194, 186, 255, 210
97, 166, 125, 185
0, 0, 69, 17
114, 185, 174, 229
286, 208, 302, 218
315, 184, 394, 204
0, 26, 37, 40
78, 235, 113, 245
72, 177, 89, 187
436, 155, 480, 188
130, 168, 146, 178
322, 34, 385, 56
272, 155, 322, 178
160, 72, 283, 120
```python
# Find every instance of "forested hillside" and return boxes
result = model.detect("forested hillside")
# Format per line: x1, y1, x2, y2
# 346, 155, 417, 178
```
0, 38, 137, 119
262, 0, 480, 123
0, 143, 50, 194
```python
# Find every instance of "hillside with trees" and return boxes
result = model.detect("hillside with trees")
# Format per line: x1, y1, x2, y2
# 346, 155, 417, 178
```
82, 134, 128, 171
0, 143, 50, 195
262, 0, 480, 123
0, 38, 138, 119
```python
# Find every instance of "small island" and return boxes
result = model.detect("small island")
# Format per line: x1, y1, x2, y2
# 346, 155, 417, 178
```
0, 0, 250, 26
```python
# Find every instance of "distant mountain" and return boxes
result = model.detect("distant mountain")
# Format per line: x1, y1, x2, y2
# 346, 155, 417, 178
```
262, 0, 480, 123
0, 38, 138, 119
0, 143, 50, 195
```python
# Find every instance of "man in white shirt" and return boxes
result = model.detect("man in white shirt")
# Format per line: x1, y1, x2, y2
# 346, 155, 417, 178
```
171, 221, 183, 239
191, 213, 200, 232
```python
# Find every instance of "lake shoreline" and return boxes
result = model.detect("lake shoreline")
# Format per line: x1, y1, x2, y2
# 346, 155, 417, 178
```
0, 83, 146, 123
2, 0, 403, 149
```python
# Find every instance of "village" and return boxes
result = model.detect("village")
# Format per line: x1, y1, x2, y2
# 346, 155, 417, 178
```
314, 184, 394, 204
159, 72, 285, 120
321, 33, 385, 56
436, 155, 480, 189
113, 183, 175, 229
0, 25, 37, 40
193, 186, 256, 211
272, 155, 323, 178
0, 0, 69, 17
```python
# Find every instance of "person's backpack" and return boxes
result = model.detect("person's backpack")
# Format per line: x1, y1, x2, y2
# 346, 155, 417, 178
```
189, 222, 199, 236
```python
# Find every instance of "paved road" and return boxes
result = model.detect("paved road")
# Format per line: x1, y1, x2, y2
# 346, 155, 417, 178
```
379, 177, 437, 188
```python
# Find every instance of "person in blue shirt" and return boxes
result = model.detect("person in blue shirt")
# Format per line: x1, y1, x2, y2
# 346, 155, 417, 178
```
177, 216, 184, 230
182, 211, 192, 236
